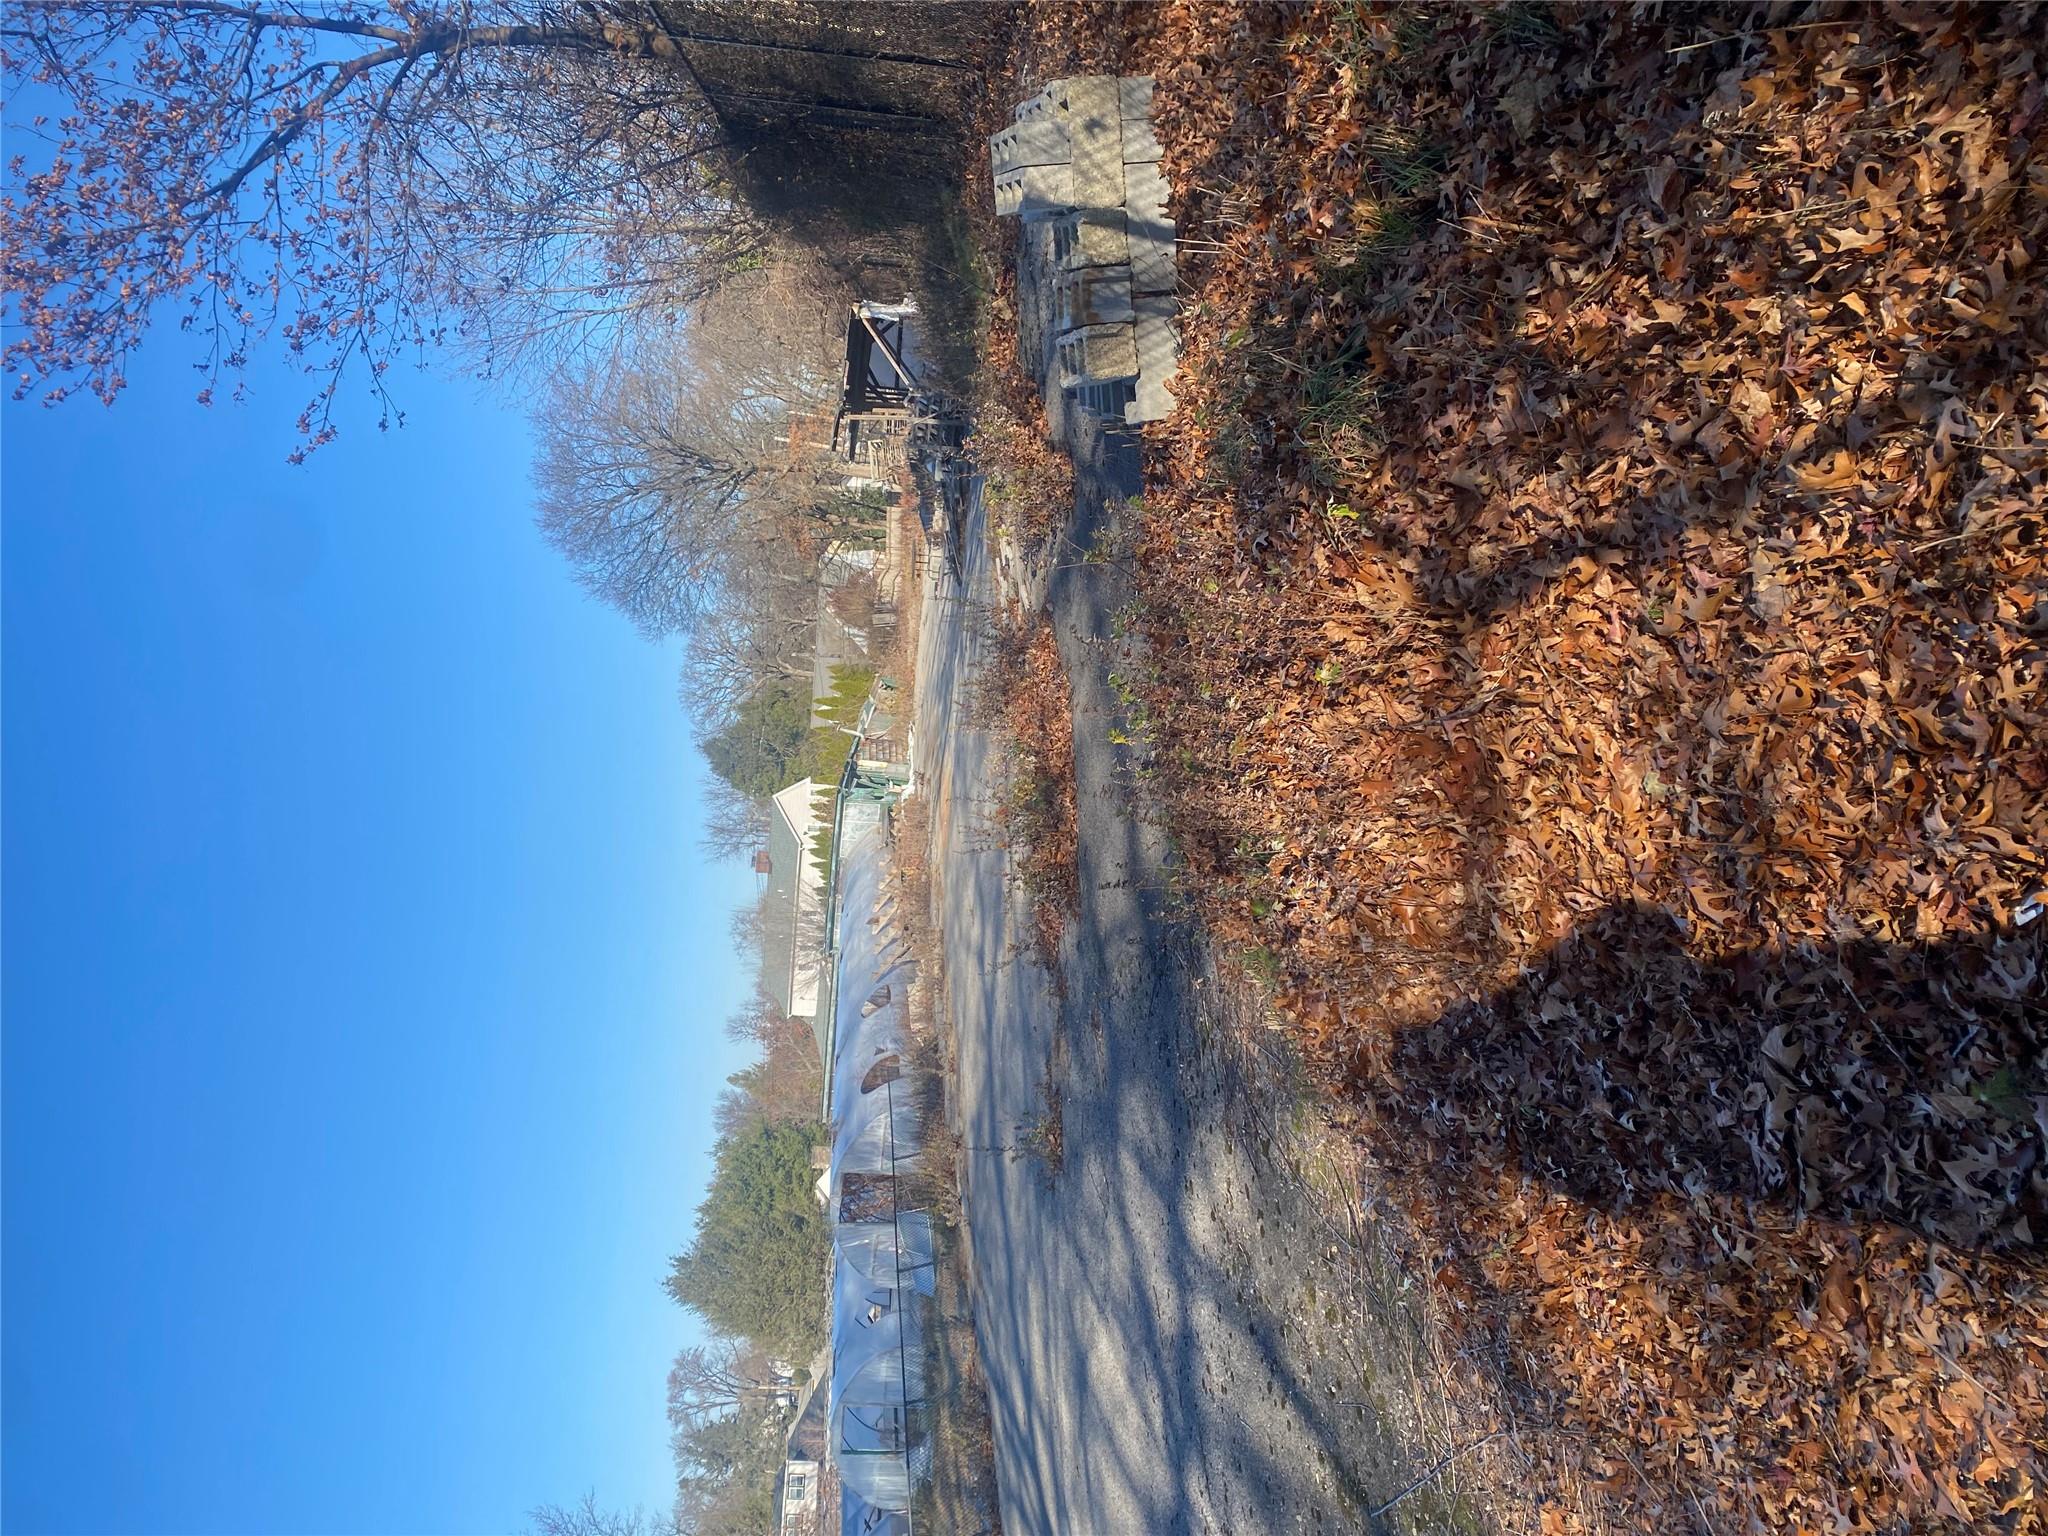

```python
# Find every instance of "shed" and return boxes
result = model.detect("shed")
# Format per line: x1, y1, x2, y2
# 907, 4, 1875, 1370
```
834, 302, 923, 467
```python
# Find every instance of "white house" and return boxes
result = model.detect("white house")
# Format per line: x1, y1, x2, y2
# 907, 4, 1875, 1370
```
761, 778, 829, 1033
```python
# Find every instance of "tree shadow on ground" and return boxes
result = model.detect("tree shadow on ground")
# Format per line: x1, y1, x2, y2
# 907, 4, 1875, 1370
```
1318, 906, 2048, 1530
1362, 904, 2045, 1255
1160, 2, 2042, 637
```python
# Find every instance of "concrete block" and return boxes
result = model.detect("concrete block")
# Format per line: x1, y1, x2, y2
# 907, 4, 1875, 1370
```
1129, 376, 1178, 425
1119, 114, 1163, 165
990, 116, 1072, 175
1013, 83, 1060, 123
1067, 76, 1124, 209
1133, 244, 1178, 296
1135, 307, 1178, 374
1124, 157, 1171, 221
993, 163, 1075, 220
1073, 152, 1125, 210
1123, 158, 1176, 292
1055, 323, 1138, 385
1066, 75, 1119, 121
1074, 207, 1129, 268
1118, 76, 1156, 120
1130, 304, 1179, 423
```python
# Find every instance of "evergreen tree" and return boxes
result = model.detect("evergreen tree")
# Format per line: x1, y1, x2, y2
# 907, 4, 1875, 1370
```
664, 1121, 829, 1362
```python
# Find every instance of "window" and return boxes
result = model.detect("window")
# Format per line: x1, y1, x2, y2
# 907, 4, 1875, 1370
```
785, 1473, 808, 1503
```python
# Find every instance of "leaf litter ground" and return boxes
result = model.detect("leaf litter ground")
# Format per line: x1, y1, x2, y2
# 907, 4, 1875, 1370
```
998, 4, 2047, 1532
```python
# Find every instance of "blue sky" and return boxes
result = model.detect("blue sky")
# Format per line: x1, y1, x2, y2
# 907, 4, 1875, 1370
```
3, 338, 757, 1533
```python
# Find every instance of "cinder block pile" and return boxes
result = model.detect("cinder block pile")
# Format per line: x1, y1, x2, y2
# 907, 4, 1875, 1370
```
991, 76, 1179, 425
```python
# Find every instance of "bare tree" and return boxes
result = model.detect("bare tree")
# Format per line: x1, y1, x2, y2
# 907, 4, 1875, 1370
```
699, 775, 773, 863
2, 2, 778, 454
726, 905, 774, 980
527, 1492, 680, 1536
685, 252, 847, 417
532, 313, 845, 639
714, 984, 824, 1138
713, 1046, 823, 1140
679, 557, 821, 725
826, 570, 881, 635
722, 983, 817, 1069
664, 1338, 782, 1433
533, 359, 754, 638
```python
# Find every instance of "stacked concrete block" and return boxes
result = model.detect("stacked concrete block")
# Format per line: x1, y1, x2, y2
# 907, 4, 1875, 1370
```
1132, 290, 1178, 422
1124, 159, 1177, 299
993, 163, 1077, 219
1011, 81, 1065, 128
1065, 75, 1125, 211
1055, 326, 1140, 389
989, 114, 1071, 174
991, 74, 1181, 423
1048, 209, 1128, 273
1118, 76, 1164, 167
1075, 207, 1129, 268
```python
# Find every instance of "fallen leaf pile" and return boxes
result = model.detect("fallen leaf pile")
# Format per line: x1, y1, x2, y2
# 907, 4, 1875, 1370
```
965, 387, 1078, 548
974, 604, 1080, 969
999, 3, 2048, 1530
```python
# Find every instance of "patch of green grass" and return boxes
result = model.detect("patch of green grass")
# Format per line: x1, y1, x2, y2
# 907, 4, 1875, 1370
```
1398, 1482, 1489, 1536
1326, 0, 1439, 75
1322, 200, 1427, 296
1296, 345, 1387, 483
1359, 127, 1446, 198
1486, 1, 1563, 46
1393, 11, 1441, 56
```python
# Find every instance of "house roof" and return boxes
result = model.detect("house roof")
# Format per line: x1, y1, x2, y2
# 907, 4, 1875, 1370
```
760, 804, 804, 1019
760, 780, 825, 1022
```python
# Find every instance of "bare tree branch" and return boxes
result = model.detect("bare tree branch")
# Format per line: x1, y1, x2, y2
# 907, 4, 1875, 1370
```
1, 1, 763, 452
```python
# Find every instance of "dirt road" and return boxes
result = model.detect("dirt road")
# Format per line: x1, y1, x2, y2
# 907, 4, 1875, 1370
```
910, 419, 1542, 1536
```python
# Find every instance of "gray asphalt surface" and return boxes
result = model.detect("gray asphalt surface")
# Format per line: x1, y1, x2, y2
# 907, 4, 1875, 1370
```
909, 418, 1480, 1536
